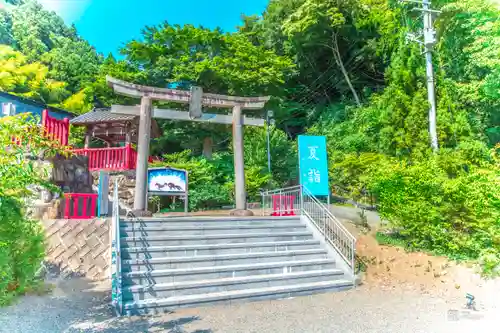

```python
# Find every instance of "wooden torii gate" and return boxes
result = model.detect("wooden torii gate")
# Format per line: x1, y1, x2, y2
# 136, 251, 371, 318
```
106, 76, 270, 216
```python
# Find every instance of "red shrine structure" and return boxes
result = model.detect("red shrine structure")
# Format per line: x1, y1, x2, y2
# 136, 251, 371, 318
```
40, 108, 162, 219
43, 107, 161, 171
69, 108, 162, 171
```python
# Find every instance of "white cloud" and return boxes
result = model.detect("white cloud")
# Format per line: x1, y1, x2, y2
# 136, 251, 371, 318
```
38, 0, 91, 23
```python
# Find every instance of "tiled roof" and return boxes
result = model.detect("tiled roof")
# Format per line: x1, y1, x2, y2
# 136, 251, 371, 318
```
70, 108, 136, 125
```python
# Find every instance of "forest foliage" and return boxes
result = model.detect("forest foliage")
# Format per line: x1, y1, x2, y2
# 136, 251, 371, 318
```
0, 0, 499, 278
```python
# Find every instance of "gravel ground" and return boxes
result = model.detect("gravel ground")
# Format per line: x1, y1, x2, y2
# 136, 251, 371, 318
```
0, 208, 497, 333
0, 272, 498, 333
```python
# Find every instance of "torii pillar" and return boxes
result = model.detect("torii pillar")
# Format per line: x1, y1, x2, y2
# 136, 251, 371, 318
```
106, 76, 270, 216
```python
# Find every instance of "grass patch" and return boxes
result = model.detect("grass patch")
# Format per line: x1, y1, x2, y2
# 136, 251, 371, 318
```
375, 231, 410, 248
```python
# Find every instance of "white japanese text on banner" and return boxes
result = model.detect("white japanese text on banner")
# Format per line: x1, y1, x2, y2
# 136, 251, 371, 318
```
298, 135, 329, 196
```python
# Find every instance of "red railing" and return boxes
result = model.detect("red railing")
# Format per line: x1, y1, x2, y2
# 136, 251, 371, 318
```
271, 195, 297, 216
42, 109, 69, 146
64, 193, 98, 219
71, 144, 137, 171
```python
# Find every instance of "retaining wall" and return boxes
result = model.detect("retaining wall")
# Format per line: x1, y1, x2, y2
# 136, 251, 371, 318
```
42, 218, 110, 281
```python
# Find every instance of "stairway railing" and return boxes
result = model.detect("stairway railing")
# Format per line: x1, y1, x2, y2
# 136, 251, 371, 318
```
110, 179, 122, 315
261, 185, 356, 280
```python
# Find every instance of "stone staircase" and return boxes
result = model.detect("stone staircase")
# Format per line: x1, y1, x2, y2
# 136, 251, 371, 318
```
118, 215, 354, 315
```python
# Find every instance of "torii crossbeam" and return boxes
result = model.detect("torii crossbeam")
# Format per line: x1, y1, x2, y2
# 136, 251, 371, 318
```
106, 76, 270, 216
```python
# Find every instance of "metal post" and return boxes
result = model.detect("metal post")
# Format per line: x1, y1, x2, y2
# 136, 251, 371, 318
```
266, 111, 272, 174
327, 193, 331, 213
133, 96, 152, 213
184, 171, 189, 215
300, 186, 304, 214
423, 0, 438, 151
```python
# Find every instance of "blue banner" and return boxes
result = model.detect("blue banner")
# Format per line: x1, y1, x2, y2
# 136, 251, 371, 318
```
298, 135, 329, 196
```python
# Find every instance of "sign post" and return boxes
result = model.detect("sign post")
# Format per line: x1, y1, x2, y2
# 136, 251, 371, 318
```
97, 171, 110, 216
298, 135, 330, 203
146, 167, 189, 214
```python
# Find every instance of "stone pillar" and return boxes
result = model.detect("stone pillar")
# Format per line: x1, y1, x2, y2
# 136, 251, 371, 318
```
231, 105, 252, 216
133, 96, 152, 215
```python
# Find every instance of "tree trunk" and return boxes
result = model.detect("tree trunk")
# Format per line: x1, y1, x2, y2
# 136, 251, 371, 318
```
203, 136, 213, 159
332, 33, 361, 107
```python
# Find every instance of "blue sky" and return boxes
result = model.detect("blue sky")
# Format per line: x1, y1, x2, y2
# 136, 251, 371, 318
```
39, 0, 269, 56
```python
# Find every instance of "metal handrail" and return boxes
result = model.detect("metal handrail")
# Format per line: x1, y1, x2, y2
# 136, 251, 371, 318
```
261, 185, 356, 280
301, 186, 356, 276
261, 185, 302, 216
110, 179, 122, 315
261, 185, 302, 195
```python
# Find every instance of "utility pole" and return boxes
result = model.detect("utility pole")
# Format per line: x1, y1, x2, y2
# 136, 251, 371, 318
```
266, 110, 275, 174
402, 0, 441, 151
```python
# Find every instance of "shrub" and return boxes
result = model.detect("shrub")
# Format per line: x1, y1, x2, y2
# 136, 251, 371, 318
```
0, 114, 64, 304
369, 153, 500, 272
0, 197, 45, 305
152, 128, 294, 211
328, 152, 391, 203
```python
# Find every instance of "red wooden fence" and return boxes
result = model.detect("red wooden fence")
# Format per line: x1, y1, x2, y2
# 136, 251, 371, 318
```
64, 193, 98, 219
42, 109, 69, 146
71, 144, 137, 171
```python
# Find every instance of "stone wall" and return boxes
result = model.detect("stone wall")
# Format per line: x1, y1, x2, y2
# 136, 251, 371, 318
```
30, 155, 95, 219
92, 171, 136, 209
51, 154, 94, 194
42, 218, 110, 281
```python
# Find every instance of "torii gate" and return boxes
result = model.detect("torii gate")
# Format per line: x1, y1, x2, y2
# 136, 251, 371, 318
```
106, 76, 270, 216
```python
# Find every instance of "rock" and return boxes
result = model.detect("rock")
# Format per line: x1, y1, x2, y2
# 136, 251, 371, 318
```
230, 209, 254, 217
41, 189, 53, 203
119, 191, 133, 200
130, 209, 153, 217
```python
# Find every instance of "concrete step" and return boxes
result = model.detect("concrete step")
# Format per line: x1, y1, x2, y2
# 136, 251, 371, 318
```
121, 249, 328, 272
120, 216, 301, 228
119, 223, 307, 237
122, 258, 336, 285
123, 279, 353, 315
120, 231, 314, 247
121, 239, 322, 259
122, 269, 346, 302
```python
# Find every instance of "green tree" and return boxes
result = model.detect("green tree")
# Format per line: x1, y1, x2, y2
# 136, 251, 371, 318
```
437, 0, 500, 146
123, 23, 295, 96
0, 44, 70, 104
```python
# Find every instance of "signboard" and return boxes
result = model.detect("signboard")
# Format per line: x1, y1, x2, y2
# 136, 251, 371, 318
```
147, 167, 189, 213
298, 135, 329, 196
147, 167, 188, 195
